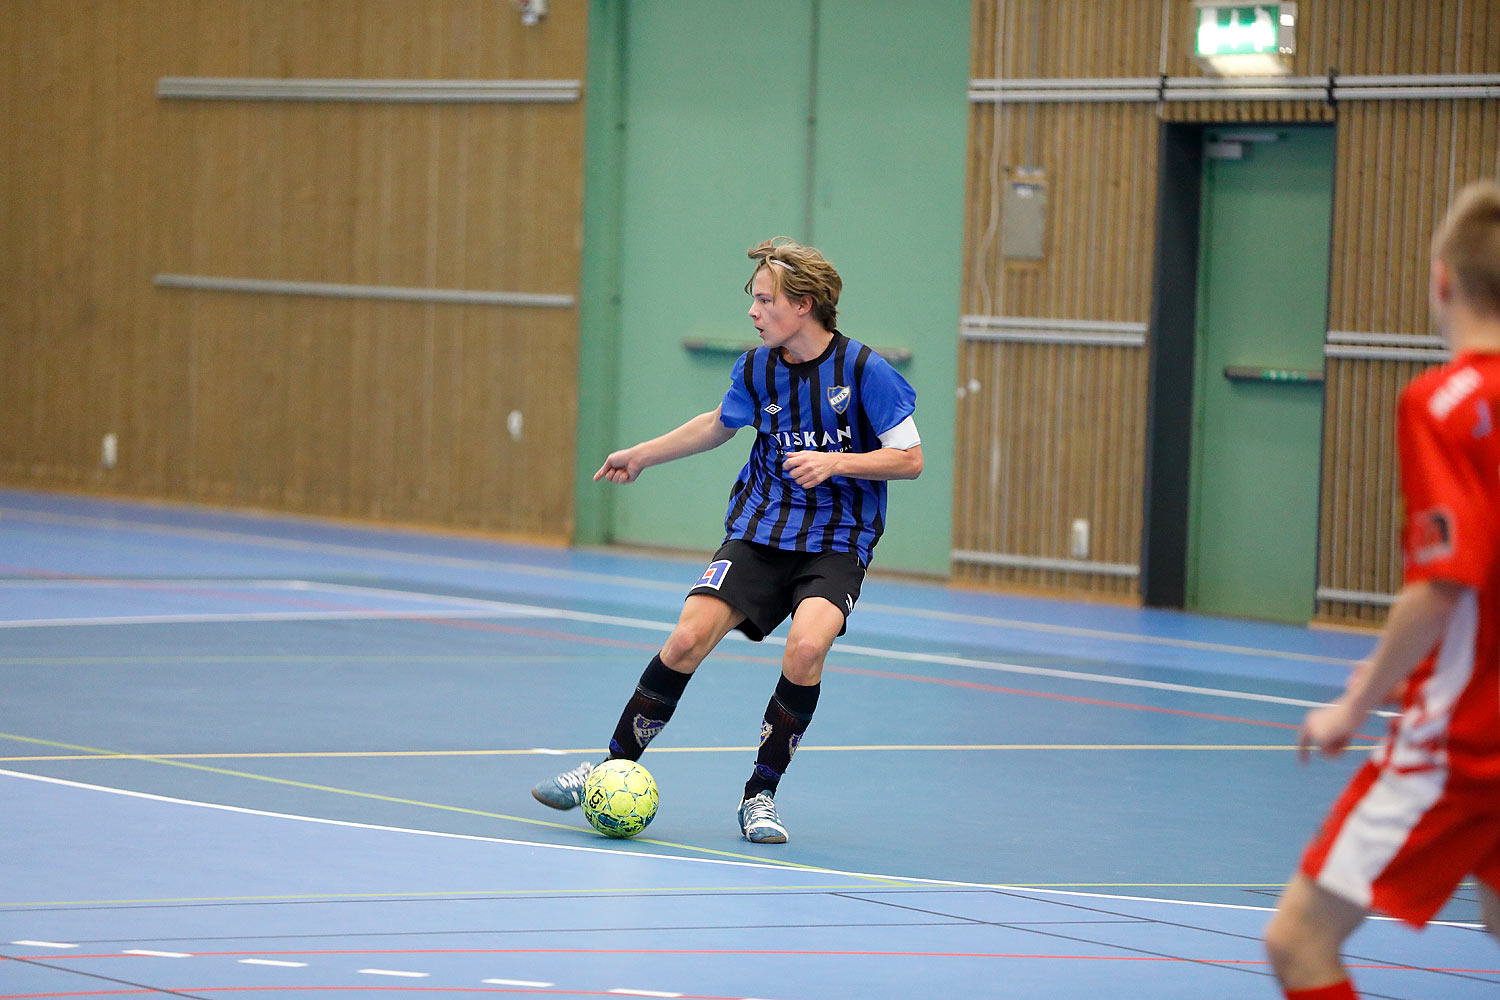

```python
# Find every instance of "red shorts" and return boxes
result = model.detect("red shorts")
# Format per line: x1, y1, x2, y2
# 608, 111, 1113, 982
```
1300, 759, 1500, 927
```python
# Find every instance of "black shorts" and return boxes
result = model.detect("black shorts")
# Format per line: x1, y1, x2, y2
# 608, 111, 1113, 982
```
687, 539, 867, 642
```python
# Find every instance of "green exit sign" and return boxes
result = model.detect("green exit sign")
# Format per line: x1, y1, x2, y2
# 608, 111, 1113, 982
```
1195, 3, 1296, 57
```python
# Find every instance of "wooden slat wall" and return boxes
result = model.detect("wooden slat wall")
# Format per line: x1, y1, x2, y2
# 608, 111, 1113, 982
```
958, 0, 1162, 594
0, 1, 585, 539
1321, 95, 1500, 622
958, 0, 1500, 614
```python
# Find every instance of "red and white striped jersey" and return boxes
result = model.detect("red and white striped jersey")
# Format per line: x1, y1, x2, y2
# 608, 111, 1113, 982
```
1378, 351, 1500, 782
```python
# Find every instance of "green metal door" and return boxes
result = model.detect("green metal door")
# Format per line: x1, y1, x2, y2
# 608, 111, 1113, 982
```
1186, 124, 1334, 622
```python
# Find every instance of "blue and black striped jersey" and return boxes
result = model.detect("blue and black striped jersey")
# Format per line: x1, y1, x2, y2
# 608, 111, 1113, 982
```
717, 332, 916, 564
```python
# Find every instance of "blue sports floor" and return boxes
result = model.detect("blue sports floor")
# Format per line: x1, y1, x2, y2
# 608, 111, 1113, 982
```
1, 487, 1497, 999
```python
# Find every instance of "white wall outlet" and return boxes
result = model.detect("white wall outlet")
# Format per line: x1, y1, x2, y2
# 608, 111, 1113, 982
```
1069, 518, 1090, 560
101, 432, 118, 469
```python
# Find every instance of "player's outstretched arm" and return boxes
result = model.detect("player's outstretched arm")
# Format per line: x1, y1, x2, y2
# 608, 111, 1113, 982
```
1298, 578, 1463, 761
595, 406, 738, 484
782, 444, 923, 489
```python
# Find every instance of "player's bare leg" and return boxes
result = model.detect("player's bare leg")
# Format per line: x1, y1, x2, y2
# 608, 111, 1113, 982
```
1264, 874, 1365, 997
1480, 883, 1500, 945
738, 597, 843, 844
660, 594, 746, 673
780, 596, 843, 685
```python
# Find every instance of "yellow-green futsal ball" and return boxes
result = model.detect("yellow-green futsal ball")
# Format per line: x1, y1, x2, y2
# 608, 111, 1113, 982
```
581, 759, 659, 839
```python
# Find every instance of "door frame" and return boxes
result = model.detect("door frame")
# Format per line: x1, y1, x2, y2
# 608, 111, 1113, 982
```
1142, 121, 1335, 617
1142, 123, 1207, 609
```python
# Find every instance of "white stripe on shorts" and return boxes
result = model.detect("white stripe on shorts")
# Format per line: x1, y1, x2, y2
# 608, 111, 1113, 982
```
1317, 765, 1447, 909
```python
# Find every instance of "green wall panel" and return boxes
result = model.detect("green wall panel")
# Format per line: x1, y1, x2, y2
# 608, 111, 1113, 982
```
808, 0, 968, 574
578, 0, 969, 576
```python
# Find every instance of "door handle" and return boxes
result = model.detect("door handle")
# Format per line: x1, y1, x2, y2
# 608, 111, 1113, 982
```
1223, 365, 1324, 384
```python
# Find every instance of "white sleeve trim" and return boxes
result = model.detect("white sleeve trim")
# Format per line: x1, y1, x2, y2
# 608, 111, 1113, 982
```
879, 415, 921, 450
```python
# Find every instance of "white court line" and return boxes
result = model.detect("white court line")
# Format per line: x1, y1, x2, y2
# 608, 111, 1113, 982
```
861, 601, 1362, 666
10, 940, 78, 948
4, 769, 1482, 929
0, 579, 1358, 713
483, 979, 555, 988
0, 577, 550, 615
122, 948, 191, 957
359, 968, 428, 978
0, 507, 687, 592
0, 767, 1301, 917
0, 505, 1366, 665
239, 958, 309, 967
0, 608, 548, 629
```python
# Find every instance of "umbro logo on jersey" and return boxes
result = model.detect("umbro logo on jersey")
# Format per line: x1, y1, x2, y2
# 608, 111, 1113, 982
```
827, 386, 851, 414
764, 403, 782, 414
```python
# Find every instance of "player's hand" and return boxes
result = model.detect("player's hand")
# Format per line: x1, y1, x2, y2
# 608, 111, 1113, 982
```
782, 450, 839, 488
1297, 701, 1365, 763
595, 448, 644, 484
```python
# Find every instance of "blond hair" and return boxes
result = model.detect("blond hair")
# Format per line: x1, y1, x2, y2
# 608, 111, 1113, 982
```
1433, 179, 1500, 318
745, 237, 842, 331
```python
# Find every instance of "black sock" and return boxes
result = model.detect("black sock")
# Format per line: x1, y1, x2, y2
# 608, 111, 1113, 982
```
607, 654, 693, 761
744, 674, 820, 799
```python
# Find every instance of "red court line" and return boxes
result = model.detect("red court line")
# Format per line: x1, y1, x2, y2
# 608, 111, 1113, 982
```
421, 618, 1361, 736
825, 664, 1381, 740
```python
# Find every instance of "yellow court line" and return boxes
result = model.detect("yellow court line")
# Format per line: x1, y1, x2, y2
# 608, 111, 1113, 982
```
0, 744, 1302, 762
0, 732, 844, 873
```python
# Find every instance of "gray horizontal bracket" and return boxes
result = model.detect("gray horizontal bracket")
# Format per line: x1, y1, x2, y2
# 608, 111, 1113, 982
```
951, 549, 1140, 578
1324, 331, 1450, 363
969, 72, 1500, 104
157, 76, 582, 103
960, 315, 1147, 347
154, 273, 575, 308
1317, 587, 1397, 607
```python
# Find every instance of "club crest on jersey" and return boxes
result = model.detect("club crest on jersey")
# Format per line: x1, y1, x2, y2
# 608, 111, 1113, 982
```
1409, 506, 1456, 565
633, 713, 666, 748
827, 385, 851, 414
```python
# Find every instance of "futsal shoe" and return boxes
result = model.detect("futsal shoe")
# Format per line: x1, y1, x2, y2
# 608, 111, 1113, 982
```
531, 760, 595, 810
737, 791, 788, 844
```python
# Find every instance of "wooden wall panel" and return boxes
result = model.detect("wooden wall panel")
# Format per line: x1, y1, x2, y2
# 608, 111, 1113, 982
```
958, 68, 1157, 594
1319, 87, 1500, 623
959, 0, 1500, 615
0, 1, 585, 541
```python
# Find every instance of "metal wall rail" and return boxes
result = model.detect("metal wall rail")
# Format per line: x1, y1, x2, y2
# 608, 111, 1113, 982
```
1324, 330, 1450, 363
969, 72, 1500, 104
960, 315, 1148, 347
950, 548, 1141, 578
153, 274, 576, 309
1317, 586, 1397, 607
157, 77, 582, 103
